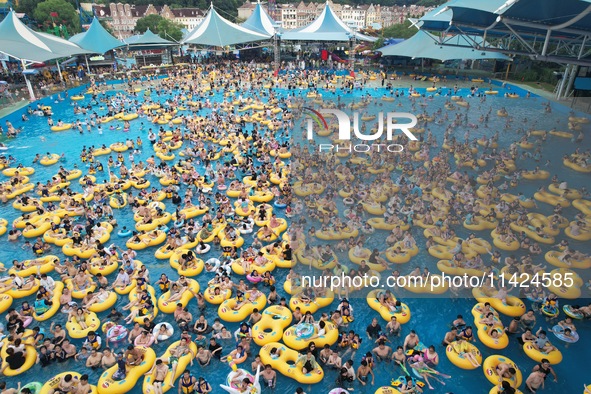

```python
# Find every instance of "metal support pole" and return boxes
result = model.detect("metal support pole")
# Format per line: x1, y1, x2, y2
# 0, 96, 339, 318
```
541, 29, 552, 56
578, 35, 588, 59
349, 37, 356, 73
21, 60, 36, 101
565, 65, 578, 98
56, 59, 64, 84
505, 62, 511, 80
273, 35, 281, 72
556, 64, 570, 100
85, 55, 90, 73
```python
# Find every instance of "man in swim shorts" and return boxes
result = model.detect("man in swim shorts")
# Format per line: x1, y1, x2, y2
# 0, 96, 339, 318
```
158, 338, 194, 387
145, 359, 169, 394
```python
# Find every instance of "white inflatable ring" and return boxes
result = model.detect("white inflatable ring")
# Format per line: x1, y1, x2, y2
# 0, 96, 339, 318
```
153, 322, 174, 341
196, 244, 211, 254
205, 258, 221, 271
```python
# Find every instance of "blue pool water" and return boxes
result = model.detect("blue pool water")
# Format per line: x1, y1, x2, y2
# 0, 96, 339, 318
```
0, 79, 589, 394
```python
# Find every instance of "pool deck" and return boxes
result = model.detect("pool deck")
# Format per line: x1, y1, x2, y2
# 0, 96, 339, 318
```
0, 99, 30, 119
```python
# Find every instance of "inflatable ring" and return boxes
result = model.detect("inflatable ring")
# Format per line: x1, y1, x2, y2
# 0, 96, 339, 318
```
21, 382, 42, 394
260, 342, 324, 384
107, 325, 128, 343
541, 304, 559, 317
118, 229, 132, 238
246, 273, 263, 283
562, 305, 584, 320
551, 325, 579, 343
153, 322, 174, 341
98, 346, 156, 394
482, 355, 522, 387
252, 305, 293, 346
446, 341, 482, 370
50, 124, 72, 132
273, 201, 287, 209
0, 345, 37, 376
294, 322, 315, 339
522, 342, 562, 364
195, 243, 211, 254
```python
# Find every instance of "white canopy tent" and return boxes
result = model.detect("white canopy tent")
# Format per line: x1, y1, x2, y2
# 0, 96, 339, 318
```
0, 11, 91, 100
241, 1, 276, 36
182, 5, 271, 47
281, 3, 376, 42
377, 30, 511, 61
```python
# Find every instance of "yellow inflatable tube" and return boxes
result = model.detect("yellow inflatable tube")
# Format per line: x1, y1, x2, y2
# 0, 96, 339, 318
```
157, 278, 199, 313
40, 372, 97, 394
259, 342, 324, 384
9, 255, 59, 277
446, 341, 482, 370
142, 341, 197, 394
50, 124, 72, 132
366, 289, 411, 324
483, 355, 522, 388
523, 342, 562, 364
252, 305, 293, 346
472, 287, 525, 317
218, 291, 267, 322
3, 278, 40, 298
289, 290, 335, 314
88, 291, 118, 313
33, 281, 64, 321
0, 345, 37, 376
282, 321, 339, 350
40, 154, 60, 166
98, 346, 156, 394
66, 310, 101, 339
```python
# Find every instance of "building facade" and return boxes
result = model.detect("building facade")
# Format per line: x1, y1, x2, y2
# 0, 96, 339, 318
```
88, 3, 204, 38
237, 1, 432, 31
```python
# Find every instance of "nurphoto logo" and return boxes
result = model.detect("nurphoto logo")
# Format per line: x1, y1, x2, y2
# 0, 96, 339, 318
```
304, 107, 418, 153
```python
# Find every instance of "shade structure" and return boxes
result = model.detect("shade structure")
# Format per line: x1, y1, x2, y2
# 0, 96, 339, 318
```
281, 3, 377, 42
377, 30, 511, 61
183, 6, 270, 47
241, 1, 276, 36
0, 11, 90, 63
69, 17, 124, 54
412, 4, 453, 31
445, 0, 591, 39
124, 28, 177, 49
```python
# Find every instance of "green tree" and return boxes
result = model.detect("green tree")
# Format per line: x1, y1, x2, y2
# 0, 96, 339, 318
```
16, 0, 39, 17
417, 0, 446, 6
213, 0, 240, 21
33, 0, 80, 35
135, 14, 184, 42
99, 19, 114, 35
381, 20, 416, 39
135, 14, 165, 34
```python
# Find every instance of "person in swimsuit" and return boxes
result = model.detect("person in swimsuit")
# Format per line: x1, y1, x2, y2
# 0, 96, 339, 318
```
296, 350, 318, 374
459, 326, 474, 342
145, 359, 169, 394
532, 359, 558, 382
195, 347, 211, 367
195, 377, 211, 393
450, 338, 481, 367
179, 370, 197, 394
422, 345, 439, 367
153, 338, 195, 388
403, 330, 420, 352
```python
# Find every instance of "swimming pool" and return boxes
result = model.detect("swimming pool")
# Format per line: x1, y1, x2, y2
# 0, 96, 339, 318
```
0, 77, 589, 394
